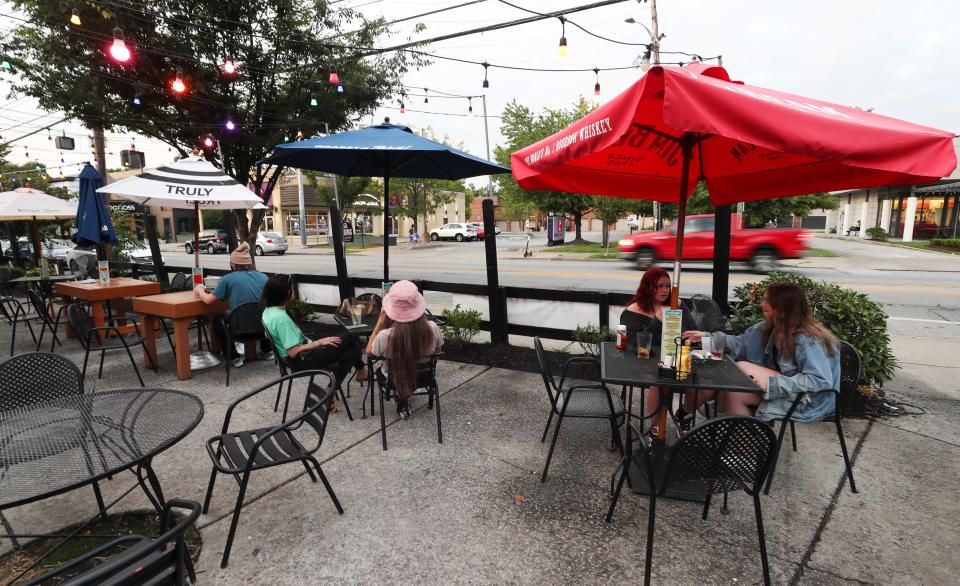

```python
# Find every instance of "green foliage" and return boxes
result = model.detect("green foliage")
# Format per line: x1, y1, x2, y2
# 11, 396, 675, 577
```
931, 238, 960, 250
661, 183, 837, 228
440, 304, 482, 350
730, 273, 897, 386
25, 267, 40, 276
494, 99, 596, 240
311, 174, 375, 212
7, 266, 26, 279
592, 196, 633, 247
201, 210, 226, 229
573, 324, 614, 359
285, 298, 314, 324
866, 227, 888, 241
108, 208, 140, 263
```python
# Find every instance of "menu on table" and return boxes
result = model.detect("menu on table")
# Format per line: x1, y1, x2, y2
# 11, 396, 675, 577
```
659, 309, 683, 368
192, 266, 204, 287
97, 261, 110, 285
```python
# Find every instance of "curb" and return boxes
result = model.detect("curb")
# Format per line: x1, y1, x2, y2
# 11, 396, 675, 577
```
819, 234, 959, 256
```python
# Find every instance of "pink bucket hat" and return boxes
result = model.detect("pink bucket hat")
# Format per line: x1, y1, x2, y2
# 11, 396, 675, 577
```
383, 280, 427, 323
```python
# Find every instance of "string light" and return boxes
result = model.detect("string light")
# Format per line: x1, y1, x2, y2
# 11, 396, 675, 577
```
69, 7, 82, 26
592, 67, 601, 106
399, 90, 406, 114
0, 58, 10, 71
328, 65, 340, 84
468, 97, 474, 118
640, 48, 652, 73
558, 17, 568, 57
132, 94, 141, 106
310, 96, 318, 107
296, 129, 304, 140
481, 62, 490, 94
224, 118, 237, 131
222, 57, 237, 76
47, 129, 52, 141
170, 68, 187, 94
336, 84, 344, 94
109, 26, 132, 64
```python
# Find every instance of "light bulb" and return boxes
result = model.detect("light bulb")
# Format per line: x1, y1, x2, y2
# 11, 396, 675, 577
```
468, 104, 474, 118
132, 95, 141, 106
70, 8, 82, 26
109, 28, 131, 63
170, 71, 187, 94
225, 119, 236, 131
399, 102, 405, 114
203, 136, 214, 148
310, 97, 318, 107
222, 58, 237, 76
0, 59, 11, 71
336, 84, 344, 94
559, 36, 568, 57
328, 65, 340, 84
640, 50, 651, 73
593, 83, 601, 106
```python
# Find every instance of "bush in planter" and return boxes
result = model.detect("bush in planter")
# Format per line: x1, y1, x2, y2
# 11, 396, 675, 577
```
865, 227, 888, 241
440, 305, 482, 350
286, 298, 314, 324
730, 272, 897, 386
573, 324, 614, 359
931, 238, 960, 250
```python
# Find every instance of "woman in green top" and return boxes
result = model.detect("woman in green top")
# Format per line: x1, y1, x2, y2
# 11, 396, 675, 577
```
260, 274, 367, 396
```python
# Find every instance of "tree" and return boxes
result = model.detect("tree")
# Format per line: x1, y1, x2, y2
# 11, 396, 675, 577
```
8, 0, 420, 261
592, 196, 632, 249
494, 99, 597, 243
660, 183, 837, 228
391, 129, 465, 236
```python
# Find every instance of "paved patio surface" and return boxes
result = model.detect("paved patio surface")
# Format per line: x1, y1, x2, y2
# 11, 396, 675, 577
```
1, 320, 958, 585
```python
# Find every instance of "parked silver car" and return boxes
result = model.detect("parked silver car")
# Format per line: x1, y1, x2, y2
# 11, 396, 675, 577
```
256, 232, 288, 255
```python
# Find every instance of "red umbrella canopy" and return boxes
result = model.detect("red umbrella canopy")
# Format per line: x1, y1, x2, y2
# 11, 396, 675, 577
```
511, 63, 957, 205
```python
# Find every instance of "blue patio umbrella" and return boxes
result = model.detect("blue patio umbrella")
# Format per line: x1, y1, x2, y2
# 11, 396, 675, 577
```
261, 121, 510, 281
72, 164, 117, 253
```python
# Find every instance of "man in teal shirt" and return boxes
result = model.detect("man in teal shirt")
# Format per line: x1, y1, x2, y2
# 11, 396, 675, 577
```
195, 242, 269, 367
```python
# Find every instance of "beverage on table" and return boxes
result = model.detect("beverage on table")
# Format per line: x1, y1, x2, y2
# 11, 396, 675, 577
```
636, 331, 652, 359
350, 303, 363, 326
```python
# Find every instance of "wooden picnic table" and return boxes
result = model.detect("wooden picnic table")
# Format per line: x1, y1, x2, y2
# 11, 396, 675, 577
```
55, 277, 161, 336
132, 291, 229, 381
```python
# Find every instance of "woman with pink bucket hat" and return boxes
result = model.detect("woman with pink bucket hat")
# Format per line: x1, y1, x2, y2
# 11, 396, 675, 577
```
367, 280, 443, 419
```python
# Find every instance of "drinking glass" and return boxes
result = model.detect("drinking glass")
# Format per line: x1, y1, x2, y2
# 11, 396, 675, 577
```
706, 336, 724, 360
350, 303, 363, 326
636, 331, 653, 359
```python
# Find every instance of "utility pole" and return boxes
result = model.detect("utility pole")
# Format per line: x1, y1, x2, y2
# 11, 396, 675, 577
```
93, 127, 112, 260
297, 168, 308, 248
649, 0, 662, 231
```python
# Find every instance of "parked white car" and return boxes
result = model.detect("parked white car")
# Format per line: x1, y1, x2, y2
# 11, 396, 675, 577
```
255, 232, 288, 255
429, 223, 477, 242
67, 243, 161, 273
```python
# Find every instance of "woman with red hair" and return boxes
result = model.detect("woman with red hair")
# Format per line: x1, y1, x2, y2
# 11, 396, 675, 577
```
620, 268, 695, 441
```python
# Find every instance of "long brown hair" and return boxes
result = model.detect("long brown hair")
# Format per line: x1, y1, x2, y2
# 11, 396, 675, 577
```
386, 315, 435, 397
628, 268, 670, 313
763, 283, 837, 358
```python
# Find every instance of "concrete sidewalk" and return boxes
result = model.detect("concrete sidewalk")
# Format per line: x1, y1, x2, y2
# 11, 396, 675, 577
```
1, 323, 957, 584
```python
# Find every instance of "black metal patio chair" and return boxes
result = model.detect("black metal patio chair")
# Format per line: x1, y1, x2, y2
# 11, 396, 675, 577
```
607, 416, 779, 586
24, 499, 200, 586
762, 340, 860, 494
535, 336, 625, 482
202, 370, 343, 568
371, 352, 444, 451
0, 295, 40, 356
67, 303, 154, 387
25, 288, 66, 353
0, 352, 108, 546
223, 301, 267, 386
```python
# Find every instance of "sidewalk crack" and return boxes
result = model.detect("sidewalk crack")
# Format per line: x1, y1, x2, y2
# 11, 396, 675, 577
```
788, 421, 873, 586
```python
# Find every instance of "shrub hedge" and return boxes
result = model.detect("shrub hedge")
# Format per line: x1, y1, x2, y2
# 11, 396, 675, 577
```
931, 238, 960, 250
730, 272, 897, 386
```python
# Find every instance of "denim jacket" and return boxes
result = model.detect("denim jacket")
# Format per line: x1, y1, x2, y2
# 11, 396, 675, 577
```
711, 322, 840, 422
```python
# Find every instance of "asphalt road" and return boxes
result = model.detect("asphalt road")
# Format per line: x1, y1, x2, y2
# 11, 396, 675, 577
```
165, 234, 960, 339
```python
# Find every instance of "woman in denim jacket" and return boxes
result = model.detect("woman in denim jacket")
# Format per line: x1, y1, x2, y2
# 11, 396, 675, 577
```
681, 283, 840, 422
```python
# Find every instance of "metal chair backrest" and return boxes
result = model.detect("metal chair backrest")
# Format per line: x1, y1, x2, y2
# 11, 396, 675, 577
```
839, 341, 862, 395
67, 303, 97, 349
661, 416, 778, 496
533, 337, 558, 397
169, 272, 187, 291
0, 352, 84, 412
355, 292, 382, 313
684, 294, 732, 333
226, 302, 265, 341
26, 289, 50, 322
80, 254, 98, 278
25, 499, 200, 586
298, 371, 336, 442
379, 353, 441, 391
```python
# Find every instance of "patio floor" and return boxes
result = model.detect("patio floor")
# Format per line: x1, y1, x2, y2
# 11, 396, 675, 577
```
1, 321, 958, 584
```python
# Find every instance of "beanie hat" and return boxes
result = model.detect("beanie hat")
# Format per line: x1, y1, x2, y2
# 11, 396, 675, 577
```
230, 242, 253, 266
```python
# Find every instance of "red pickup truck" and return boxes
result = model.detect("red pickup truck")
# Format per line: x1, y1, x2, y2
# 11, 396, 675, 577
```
617, 214, 812, 272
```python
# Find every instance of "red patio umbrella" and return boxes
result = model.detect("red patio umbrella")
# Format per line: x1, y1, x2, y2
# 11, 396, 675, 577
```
511, 63, 957, 307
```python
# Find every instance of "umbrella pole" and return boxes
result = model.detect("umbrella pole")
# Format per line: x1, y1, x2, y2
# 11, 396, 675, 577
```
669, 137, 695, 311
383, 168, 390, 283
31, 216, 42, 268
194, 202, 200, 268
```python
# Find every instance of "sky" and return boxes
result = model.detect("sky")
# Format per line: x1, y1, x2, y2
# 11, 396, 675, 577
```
1, 0, 958, 186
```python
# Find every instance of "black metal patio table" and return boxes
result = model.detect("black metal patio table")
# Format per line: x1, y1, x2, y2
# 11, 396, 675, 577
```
600, 342, 761, 501
1, 388, 204, 515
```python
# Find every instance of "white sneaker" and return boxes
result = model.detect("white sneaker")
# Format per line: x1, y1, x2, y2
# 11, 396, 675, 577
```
231, 356, 245, 368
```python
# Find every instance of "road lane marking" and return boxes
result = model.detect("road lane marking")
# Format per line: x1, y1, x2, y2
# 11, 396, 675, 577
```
888, 317, 960, 325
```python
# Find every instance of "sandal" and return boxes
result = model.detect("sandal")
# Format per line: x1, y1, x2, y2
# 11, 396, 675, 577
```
354, 368, 369, 383
329, 401, 341, 414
